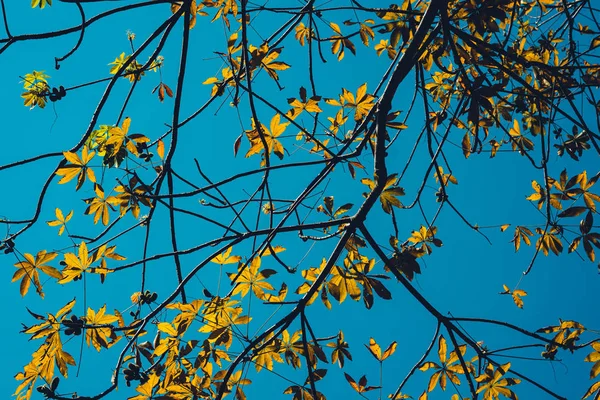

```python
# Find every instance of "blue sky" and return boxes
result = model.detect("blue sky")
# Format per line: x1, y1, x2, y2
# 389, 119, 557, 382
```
1, 1, 599, 400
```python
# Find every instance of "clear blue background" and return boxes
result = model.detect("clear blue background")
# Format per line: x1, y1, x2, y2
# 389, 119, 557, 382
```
1, 1, 599, 399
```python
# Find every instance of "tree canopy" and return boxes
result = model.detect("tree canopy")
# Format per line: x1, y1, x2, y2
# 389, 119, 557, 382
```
2, 0, 600, 399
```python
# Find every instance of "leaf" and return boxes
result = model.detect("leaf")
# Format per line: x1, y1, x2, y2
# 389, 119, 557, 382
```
13, 250, 61, 297
326, 84, 375, 121
419, 335, 466, 392
233, 134, 242, 157
362, 173, 405, 214
286, 86, 322, 119
245, 114, 289, 164
153, 82, 173, 102
31, 0, 52, 9
511, 226, 533, 252
558, 206, 588, 218
591, 35, 600, 50
157, 322, 178, 337
16, 299, 77, 399
47, 208, 73, 236
55, 146, 96, 191
500, 285, 527, 308
328, 331, 352, 368
475, 362, 520, 399
84, 305, 119, 351
584, 342, 600, 380
381, 341, 397, 361
583, 380, 600, 399
211, 247, 242, 264
334, 203, 353, 218
344, 373, 380, 393
261, 245, 286, 256
157, 139, 165, 160
365, 337, 381, 360
535, 227, 563, 256
512, 289, 527, 309
461, 133, 471, 158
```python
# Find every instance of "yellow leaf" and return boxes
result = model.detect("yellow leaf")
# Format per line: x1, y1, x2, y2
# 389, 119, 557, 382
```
12, 250, 60, 297
84, 305, 120, 351
157, 139, 165, 159
211, 246, 242, 264
55, 147, 96, 190
157, 322, 178, 337
381, 341, 397, 360
366, 337, 381, 360
583, 380, 600, 399
261, 245, 286, 256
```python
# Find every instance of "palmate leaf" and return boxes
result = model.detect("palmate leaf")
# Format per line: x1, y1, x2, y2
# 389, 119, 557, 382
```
328, 331, 352, 368
47, 208, 73, 236
21, 81, 50, 109
419, 335, 466, 392
362, 173, 405, 214
84, 305, 120, 351
344, 373, 380, 393
84, 183, 121, 226
108, 52, 146, 81
375, 39, 397, 59
105, 117, 150, 157
16, 299, 77, 400
386, 248, 422, 281
12, 250, 61, 298
526, 180, 562, 210
253, 335, 284, 372
475, 362, 520, 400
228, 257, 276, 299
279, 330, 303, 369
286, 86, 322, 120
59, 242, 95, 284
245, 114, 289, 165
365, 337, 397, 361
434, 166, 458, 186
55, 146, 96, 191
508, 119, 534, 154
249, 44, 291, 81
510, 226, 533, 252
535, 227, 563, 256
283, 384, 325, 400
199, 297, 250, 348
22, 71, 49, 89
327, 265, 361, 304
294, 22, 314, 46
328, 22, 356, 61
152, 82, 173, 103
325, 83, 375, 121
408, 225, 442, 255
500, 285, 527, 309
